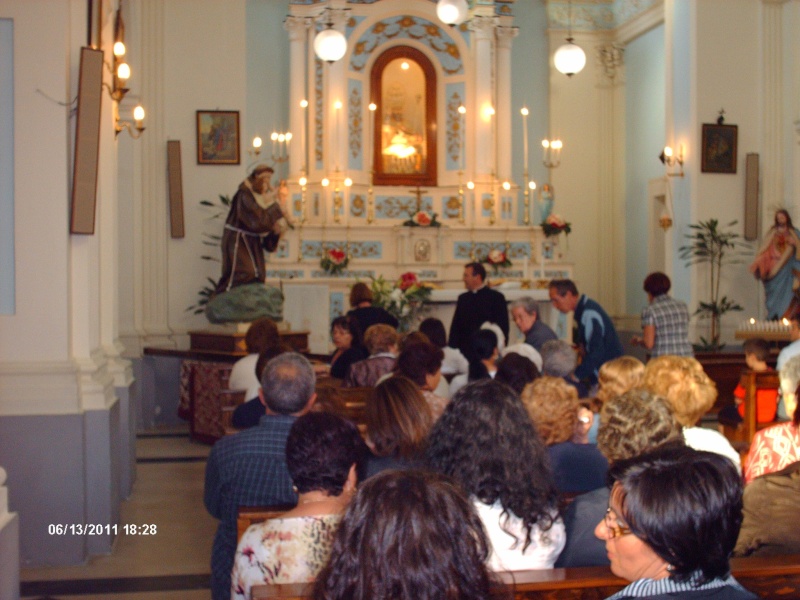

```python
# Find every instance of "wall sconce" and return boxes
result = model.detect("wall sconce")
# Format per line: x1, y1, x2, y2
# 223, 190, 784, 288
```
248, 136, 263, 158
542, 139, 562, 169
115, 104, 145, 139
104, 6, 130, 102
659, 145, 684, 177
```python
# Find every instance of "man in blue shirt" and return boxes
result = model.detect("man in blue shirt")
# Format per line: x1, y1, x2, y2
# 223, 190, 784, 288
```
548, 279, 623, 386
204, 352, 316, 600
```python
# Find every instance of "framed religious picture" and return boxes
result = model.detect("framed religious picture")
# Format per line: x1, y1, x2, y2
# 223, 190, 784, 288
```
701, 123, 738, 173
196, 110, 240, 165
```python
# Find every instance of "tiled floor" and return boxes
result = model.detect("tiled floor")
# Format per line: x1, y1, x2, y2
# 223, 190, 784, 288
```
20, 426, 217, 599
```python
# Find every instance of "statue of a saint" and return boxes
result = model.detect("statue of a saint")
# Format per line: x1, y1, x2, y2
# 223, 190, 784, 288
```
750, 209, 800, 319
205, 164, 289, 324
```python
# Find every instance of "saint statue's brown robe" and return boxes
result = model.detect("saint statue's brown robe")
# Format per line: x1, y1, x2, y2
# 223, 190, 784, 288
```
214, 181, 281, 295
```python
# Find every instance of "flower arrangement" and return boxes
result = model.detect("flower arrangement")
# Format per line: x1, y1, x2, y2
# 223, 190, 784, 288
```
403, 210, 442, 227
541, 213, 572, 237
370, 272, 433, 332
320, 247, 349, 276
482, 248, 512, 274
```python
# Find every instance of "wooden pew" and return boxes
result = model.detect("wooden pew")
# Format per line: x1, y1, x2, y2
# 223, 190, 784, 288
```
219, 388, 247, 436
722, 370, 781, 453
316, 385, 373, 435
251, 554, 800, 599
237, 504, 296, 543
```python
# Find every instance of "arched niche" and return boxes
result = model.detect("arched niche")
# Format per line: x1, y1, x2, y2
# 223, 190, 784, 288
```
370, 46, 437, 187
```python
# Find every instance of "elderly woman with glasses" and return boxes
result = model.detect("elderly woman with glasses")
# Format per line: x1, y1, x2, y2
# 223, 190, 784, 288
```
595, 444, 756, 600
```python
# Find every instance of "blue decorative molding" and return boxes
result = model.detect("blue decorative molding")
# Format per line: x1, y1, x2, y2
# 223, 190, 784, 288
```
349, 16, 463, 75
314, 269, 376, 280
454, 242, 531, 261
330, 292, 344, 322
490, 269, 524, 278
480, 193, 493, 218
274, 239, 290, 259
441, 195, 461, 220
291, 193, 303, 218
445, 83, 466, 171
302, 241, 383, 259
500, 195, 514, 221
266, 269, 305, 279
348, 79, 363, 170
314, 59, 323, 169
346, 15, 366, 38
375, 195, 433, 219
417, 269, 439, 280
350, 193, 367, 218
547, 0, 660, 31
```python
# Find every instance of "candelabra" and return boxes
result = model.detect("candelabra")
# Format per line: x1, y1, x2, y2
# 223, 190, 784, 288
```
542, 139, 562, 169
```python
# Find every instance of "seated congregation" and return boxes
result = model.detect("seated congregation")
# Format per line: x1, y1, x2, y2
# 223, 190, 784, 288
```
207, 279, 800, 600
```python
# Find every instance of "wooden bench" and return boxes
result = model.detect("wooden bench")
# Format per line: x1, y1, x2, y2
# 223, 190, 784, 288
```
315, 385, 373, 435
722, 370, 781, 454
237, 504, 297, 543
251, 554, 800, 599
219, 388, 247, 436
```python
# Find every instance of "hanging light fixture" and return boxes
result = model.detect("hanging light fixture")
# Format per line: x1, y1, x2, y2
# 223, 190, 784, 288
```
314, 6, 347, 63
553, 0, 586, 77
436, 0, 469, 27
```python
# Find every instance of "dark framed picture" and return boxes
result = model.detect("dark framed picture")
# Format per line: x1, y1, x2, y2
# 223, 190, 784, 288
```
196, 110, 240, 165
701, 123, 738, 174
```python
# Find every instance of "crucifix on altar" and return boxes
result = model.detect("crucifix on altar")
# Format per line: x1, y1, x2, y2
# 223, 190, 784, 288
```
410, 186, 428, 213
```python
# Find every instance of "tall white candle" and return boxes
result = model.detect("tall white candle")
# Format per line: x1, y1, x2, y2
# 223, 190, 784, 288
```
521, 107, 529, 170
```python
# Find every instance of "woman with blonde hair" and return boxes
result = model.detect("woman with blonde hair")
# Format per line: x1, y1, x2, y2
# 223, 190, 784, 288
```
521, 377, 608, 494
642, 355, 741, 469
595, 356, 645, 404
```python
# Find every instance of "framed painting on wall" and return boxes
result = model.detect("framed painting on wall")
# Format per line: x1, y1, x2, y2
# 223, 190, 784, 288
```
196, 110, 240, 165
701, 123, 738, 174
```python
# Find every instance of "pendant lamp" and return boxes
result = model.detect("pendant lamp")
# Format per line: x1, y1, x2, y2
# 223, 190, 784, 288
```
553, 0, 586, 77
436, 0, 469, 27
314, 6, 347, 63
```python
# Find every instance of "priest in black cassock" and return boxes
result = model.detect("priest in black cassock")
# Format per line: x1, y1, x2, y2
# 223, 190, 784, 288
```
448, 262, 509, 357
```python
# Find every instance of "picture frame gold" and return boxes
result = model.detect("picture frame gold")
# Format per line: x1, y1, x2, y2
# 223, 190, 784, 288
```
196, 110, 240, 165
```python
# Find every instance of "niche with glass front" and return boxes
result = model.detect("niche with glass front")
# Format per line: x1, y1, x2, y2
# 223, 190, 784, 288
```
371, 46, 437, 187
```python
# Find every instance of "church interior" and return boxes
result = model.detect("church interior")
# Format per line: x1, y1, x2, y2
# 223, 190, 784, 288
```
2, 0, 800, 597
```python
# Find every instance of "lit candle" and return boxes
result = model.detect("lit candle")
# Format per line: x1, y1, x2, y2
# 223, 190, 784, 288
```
334, 100, 343, 171
521, 107, 529, 170
300, 99, 308, 174
542, 139, 550, 164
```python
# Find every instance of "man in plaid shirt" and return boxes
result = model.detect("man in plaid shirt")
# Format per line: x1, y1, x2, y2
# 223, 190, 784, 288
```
204, 352, 316, 600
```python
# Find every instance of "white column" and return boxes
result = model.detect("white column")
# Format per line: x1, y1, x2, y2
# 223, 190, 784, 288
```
0, 467, 20, 600
595, 42, 625, 315
285, 16, 313, 180
470, 16, 497, 180
138, 0, 173, 346
495, 26, 518, 183
761, 0, 787, 221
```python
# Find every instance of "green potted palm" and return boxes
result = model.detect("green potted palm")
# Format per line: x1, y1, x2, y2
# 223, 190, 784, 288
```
678, 219, 748, 351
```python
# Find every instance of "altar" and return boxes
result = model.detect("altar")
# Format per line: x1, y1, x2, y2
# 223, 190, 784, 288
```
227, 1, 576, 353
266, 223, 572, 353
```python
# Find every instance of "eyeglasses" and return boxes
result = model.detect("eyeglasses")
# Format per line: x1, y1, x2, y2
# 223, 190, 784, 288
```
604, 507, 632, 539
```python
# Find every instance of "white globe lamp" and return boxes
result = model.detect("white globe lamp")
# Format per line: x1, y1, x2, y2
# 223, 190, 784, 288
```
314, 27, 347, 63
553, 38, 586, 77
436, 0, 469, 27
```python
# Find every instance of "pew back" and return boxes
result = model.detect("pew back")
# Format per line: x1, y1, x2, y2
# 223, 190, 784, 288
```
250, 554, 800, 599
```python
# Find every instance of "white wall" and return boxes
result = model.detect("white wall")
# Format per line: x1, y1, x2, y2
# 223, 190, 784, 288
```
624, 24, 665, 314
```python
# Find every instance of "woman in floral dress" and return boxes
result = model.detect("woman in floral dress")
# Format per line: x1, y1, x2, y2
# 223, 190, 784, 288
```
230, 412, 364, 599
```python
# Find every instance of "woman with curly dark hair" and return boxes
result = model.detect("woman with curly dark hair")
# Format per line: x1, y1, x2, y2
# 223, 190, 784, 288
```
313, 469, 494, 600
426, 379, 564, 571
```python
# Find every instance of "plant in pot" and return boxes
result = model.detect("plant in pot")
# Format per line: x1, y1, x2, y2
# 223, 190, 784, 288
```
678, 219, 748, 351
